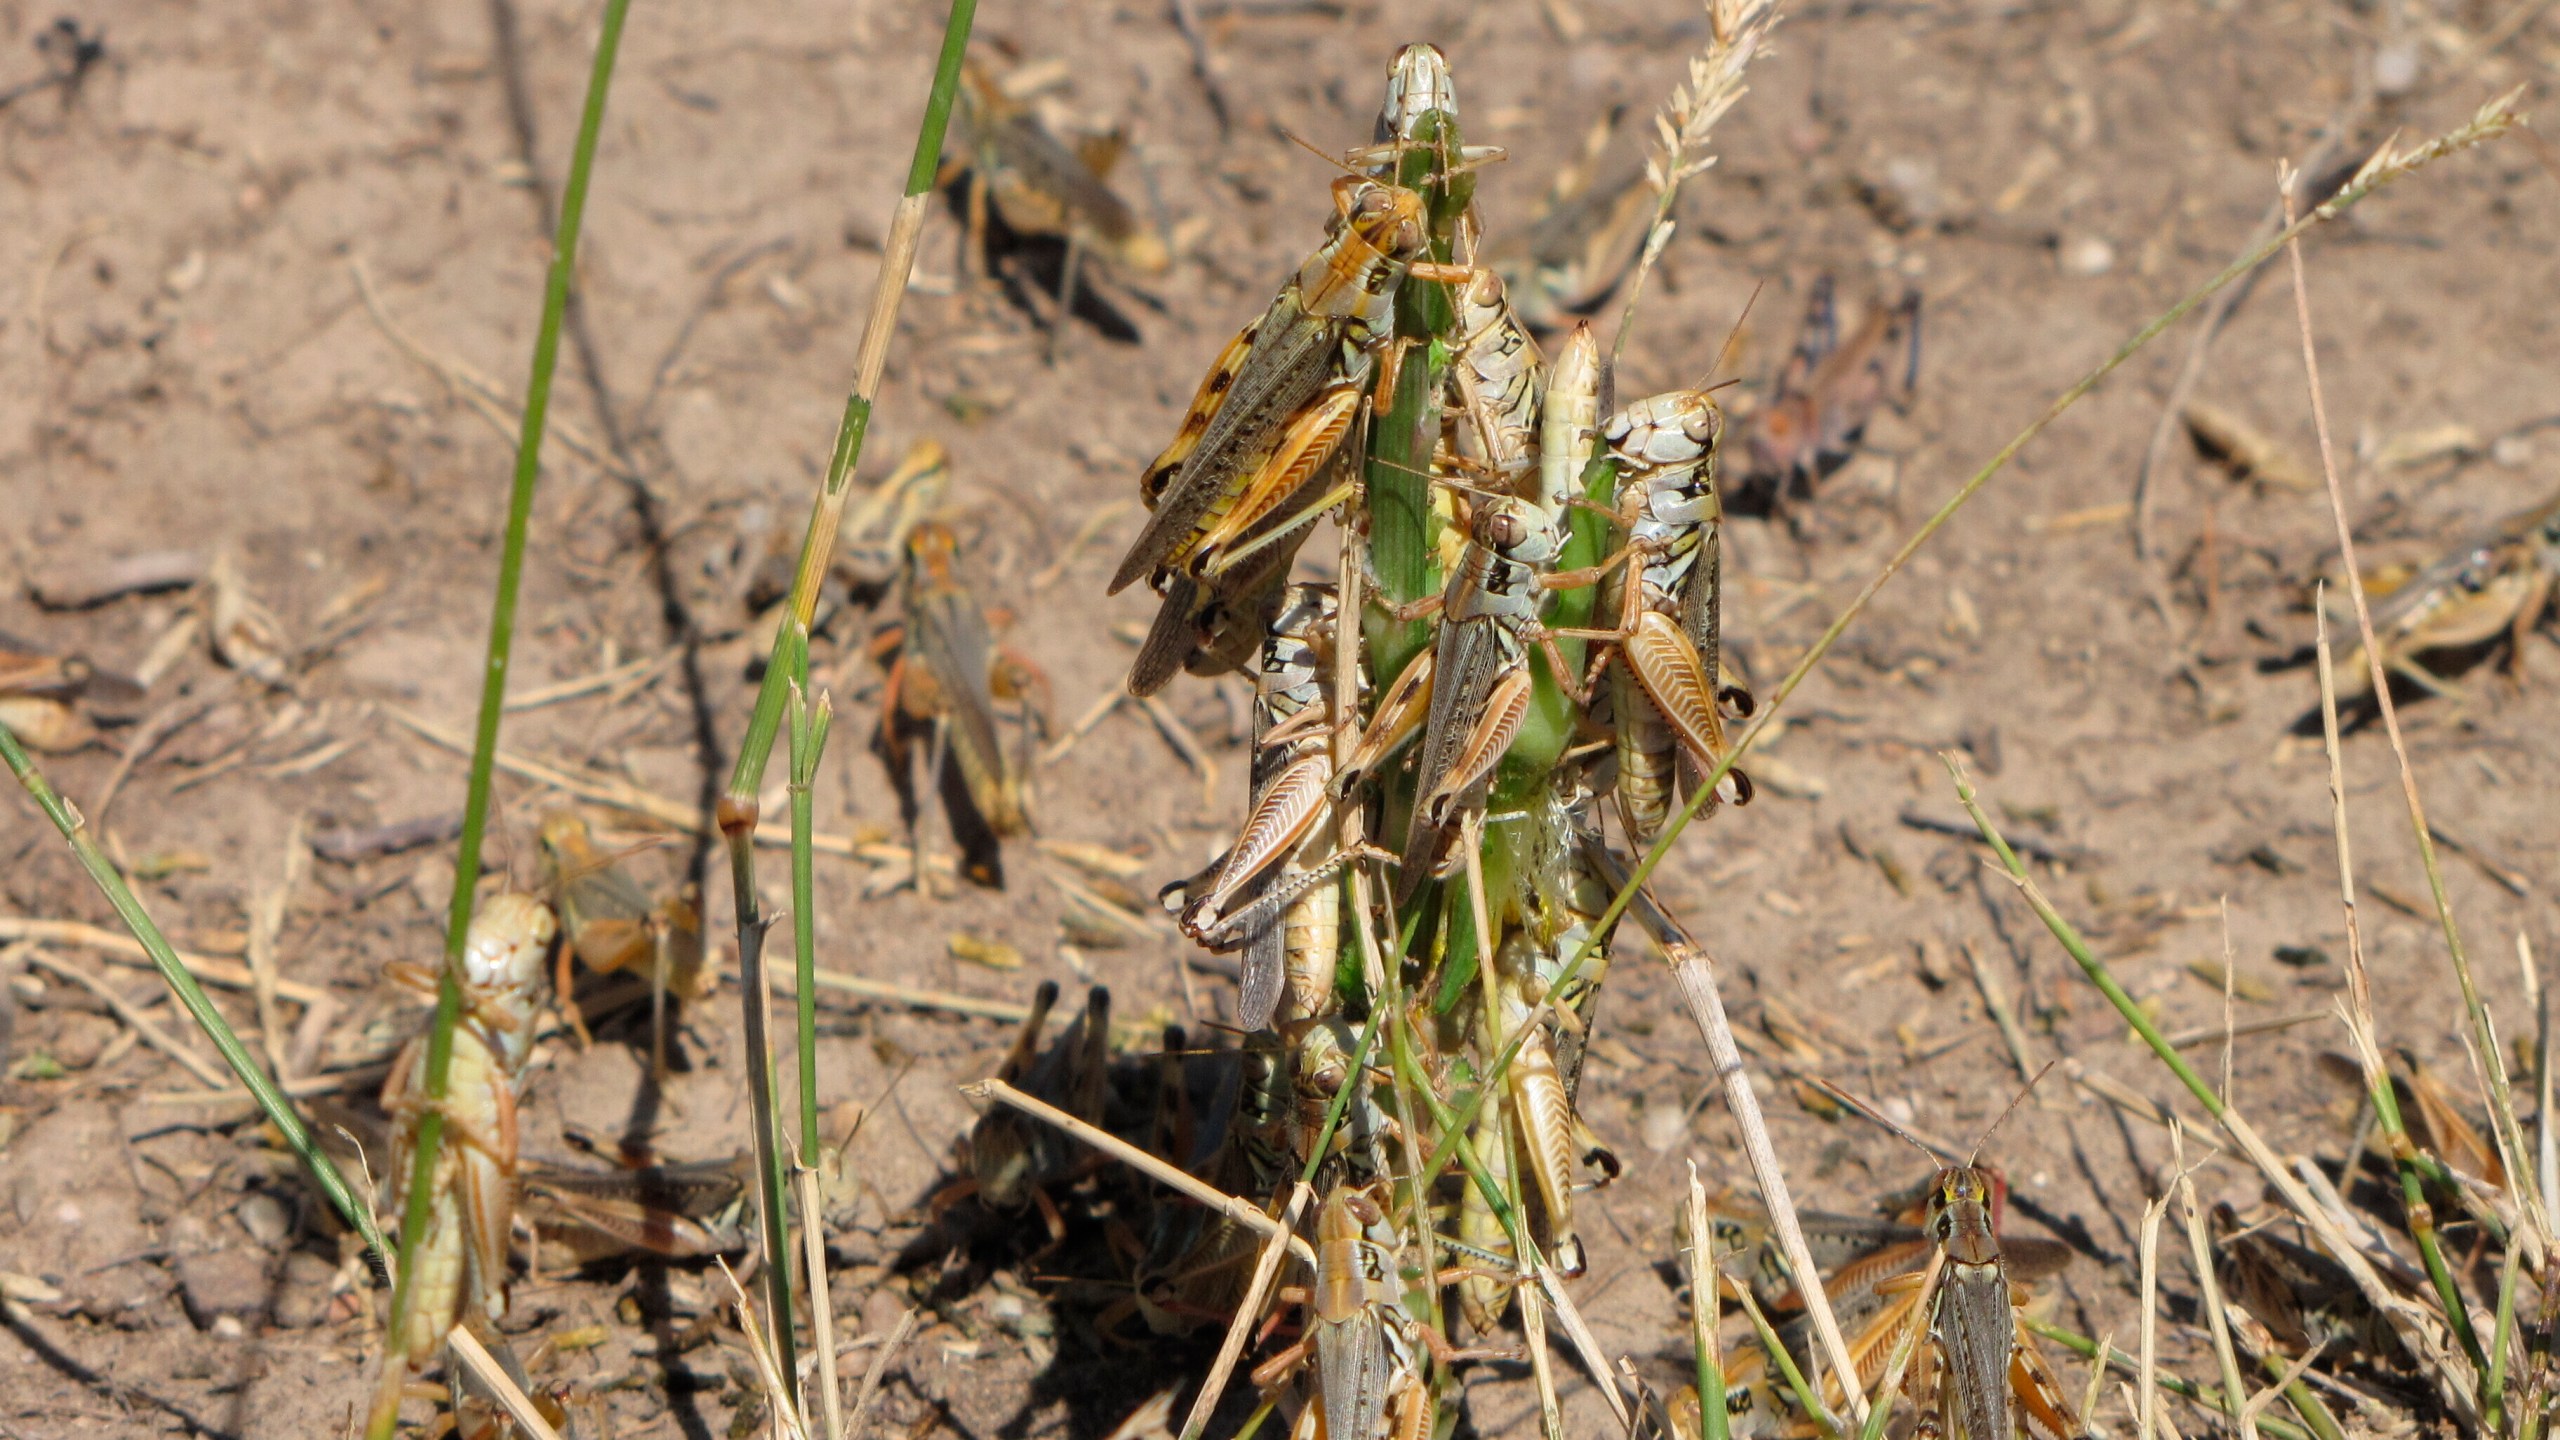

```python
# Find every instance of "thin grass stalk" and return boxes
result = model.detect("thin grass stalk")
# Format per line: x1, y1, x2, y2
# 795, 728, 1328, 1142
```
2137, 1184, 2166, 1440
730, 621, 809, 1413
372, 5, 631, 1433
2278, 150, 2552, 1260
1725, 1274, 1841, 1440
2023, 1319, 2322, 1440
2171, 1123, 2251, 1431
791, 1162, 844, 1440
720, 0, 978, 814
2310, 597, 2495, 1383
2492, 1233, 2524, 1428
0, 725, 386, 1259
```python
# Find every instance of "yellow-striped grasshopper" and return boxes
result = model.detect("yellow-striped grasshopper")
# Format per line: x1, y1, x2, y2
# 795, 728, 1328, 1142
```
874, 521, 1048, 887
1591, 388, 1756, 845
1742, 275, 1921, 510
1161, 584, 1369, 1029
536, 810, 704, 1077
370, 893, 558, 1418
1114, 176, 1439, 694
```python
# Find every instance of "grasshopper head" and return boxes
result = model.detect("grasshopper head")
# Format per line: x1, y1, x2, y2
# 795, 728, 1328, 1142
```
1376, 43, 1457, 144
904, 521, 961, 585
1331, 178, 1431, 262
1472, 496, 1562, 568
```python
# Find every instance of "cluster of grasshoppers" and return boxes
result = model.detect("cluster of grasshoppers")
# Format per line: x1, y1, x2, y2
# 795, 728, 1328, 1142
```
1071, 41, 1798, 1439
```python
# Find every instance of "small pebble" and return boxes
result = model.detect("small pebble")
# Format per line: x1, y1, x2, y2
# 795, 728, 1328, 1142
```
211, 1315, 246, 1340
2060, 235, 2116, 277
236, 1192, 293, 1249
2372, 42, 2421, 98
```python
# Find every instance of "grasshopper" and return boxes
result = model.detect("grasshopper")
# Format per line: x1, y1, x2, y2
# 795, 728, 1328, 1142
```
1390, 495, 1631, 898
1809, 1078, 2086, 1440
873, 521, 1049, 887
1254, 1186, 1509, 1440
2332, 486, 2560, 703
1491, 932, 1590, 1278
536, 810, 704, 1077
1490, 149, 1654, 332
370, 894, 558, 1419
1741, 275, 1921, 512
938, 981, 1113, 1248
1590, 388, 1756, 845
949, 56, 1170, 343
1162, 585, 1371, 1029
0, 634, 146, 753
1110, 177, 1436, 672
519, 1143, 749, 1268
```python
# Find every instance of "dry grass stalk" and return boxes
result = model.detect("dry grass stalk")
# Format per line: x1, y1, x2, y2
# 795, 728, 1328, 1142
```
792, 1161, 845, 1440
2136, 1182, 2168, 1440
444, 1324, 566, 1440
845, 1307, 919, 1440
2170, 1122, 2250, 1430
24, 948, 230, 1089
721, 1257, 814, 1440
1174, 1182, 1311, 1440
0, 917, 328, 1003
1610, 0, 1781, 373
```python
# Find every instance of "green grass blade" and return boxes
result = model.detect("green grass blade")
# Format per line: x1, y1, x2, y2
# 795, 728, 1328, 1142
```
1, 723, 388, 1262
373, 1, 633, 1433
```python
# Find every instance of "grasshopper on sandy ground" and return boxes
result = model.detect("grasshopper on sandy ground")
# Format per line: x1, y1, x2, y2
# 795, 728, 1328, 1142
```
2326, 485, 2560, 705
536, 810, 703, 1077
1740, 275, 1921, 515
0, 632, 146, 752
519, 1139, 749, 1269
937, 981, 1114, 1250
947, 57, 1169, 347
872, 520, 1048, 889
368, 893, 559, 1429
1803, 1077, 2086, 1440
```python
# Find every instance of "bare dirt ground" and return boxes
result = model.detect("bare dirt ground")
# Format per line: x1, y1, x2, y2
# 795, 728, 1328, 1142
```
3, 0, 2557, 1435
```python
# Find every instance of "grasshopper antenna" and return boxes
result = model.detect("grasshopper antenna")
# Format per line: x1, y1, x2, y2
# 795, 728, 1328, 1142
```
1963, 1059, 2057, 1166
1696, 279, 1766, 393
1805, 1076, 1956, 1169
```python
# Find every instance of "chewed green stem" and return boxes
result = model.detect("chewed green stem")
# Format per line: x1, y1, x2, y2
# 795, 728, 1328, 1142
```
0, 724, 386, 1261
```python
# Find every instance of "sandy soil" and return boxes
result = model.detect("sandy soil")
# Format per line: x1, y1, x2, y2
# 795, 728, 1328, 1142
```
2, 0, 2557, 1435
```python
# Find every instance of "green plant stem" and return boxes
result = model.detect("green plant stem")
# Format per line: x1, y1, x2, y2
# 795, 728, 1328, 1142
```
371, 4, 629, 1433
788, 679, 832, 1163
1, 726, 386, 1259
728, 624, 806, 1416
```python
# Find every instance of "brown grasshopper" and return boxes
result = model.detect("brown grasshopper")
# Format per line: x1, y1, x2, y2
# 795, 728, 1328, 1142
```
0, 634, 145, 752
937, 981, 1113, 1249
1809, 1077, 2086, 1440
536, 810, 704, 1077
948, 56, 1170, 342
369, 894, 559, 1427
2333, 486, 2560, 702
872, 521, 1049, 887
519, 1142, 749, 1269
1590, 388, 1756, 845
1741, 275, 1921, 513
